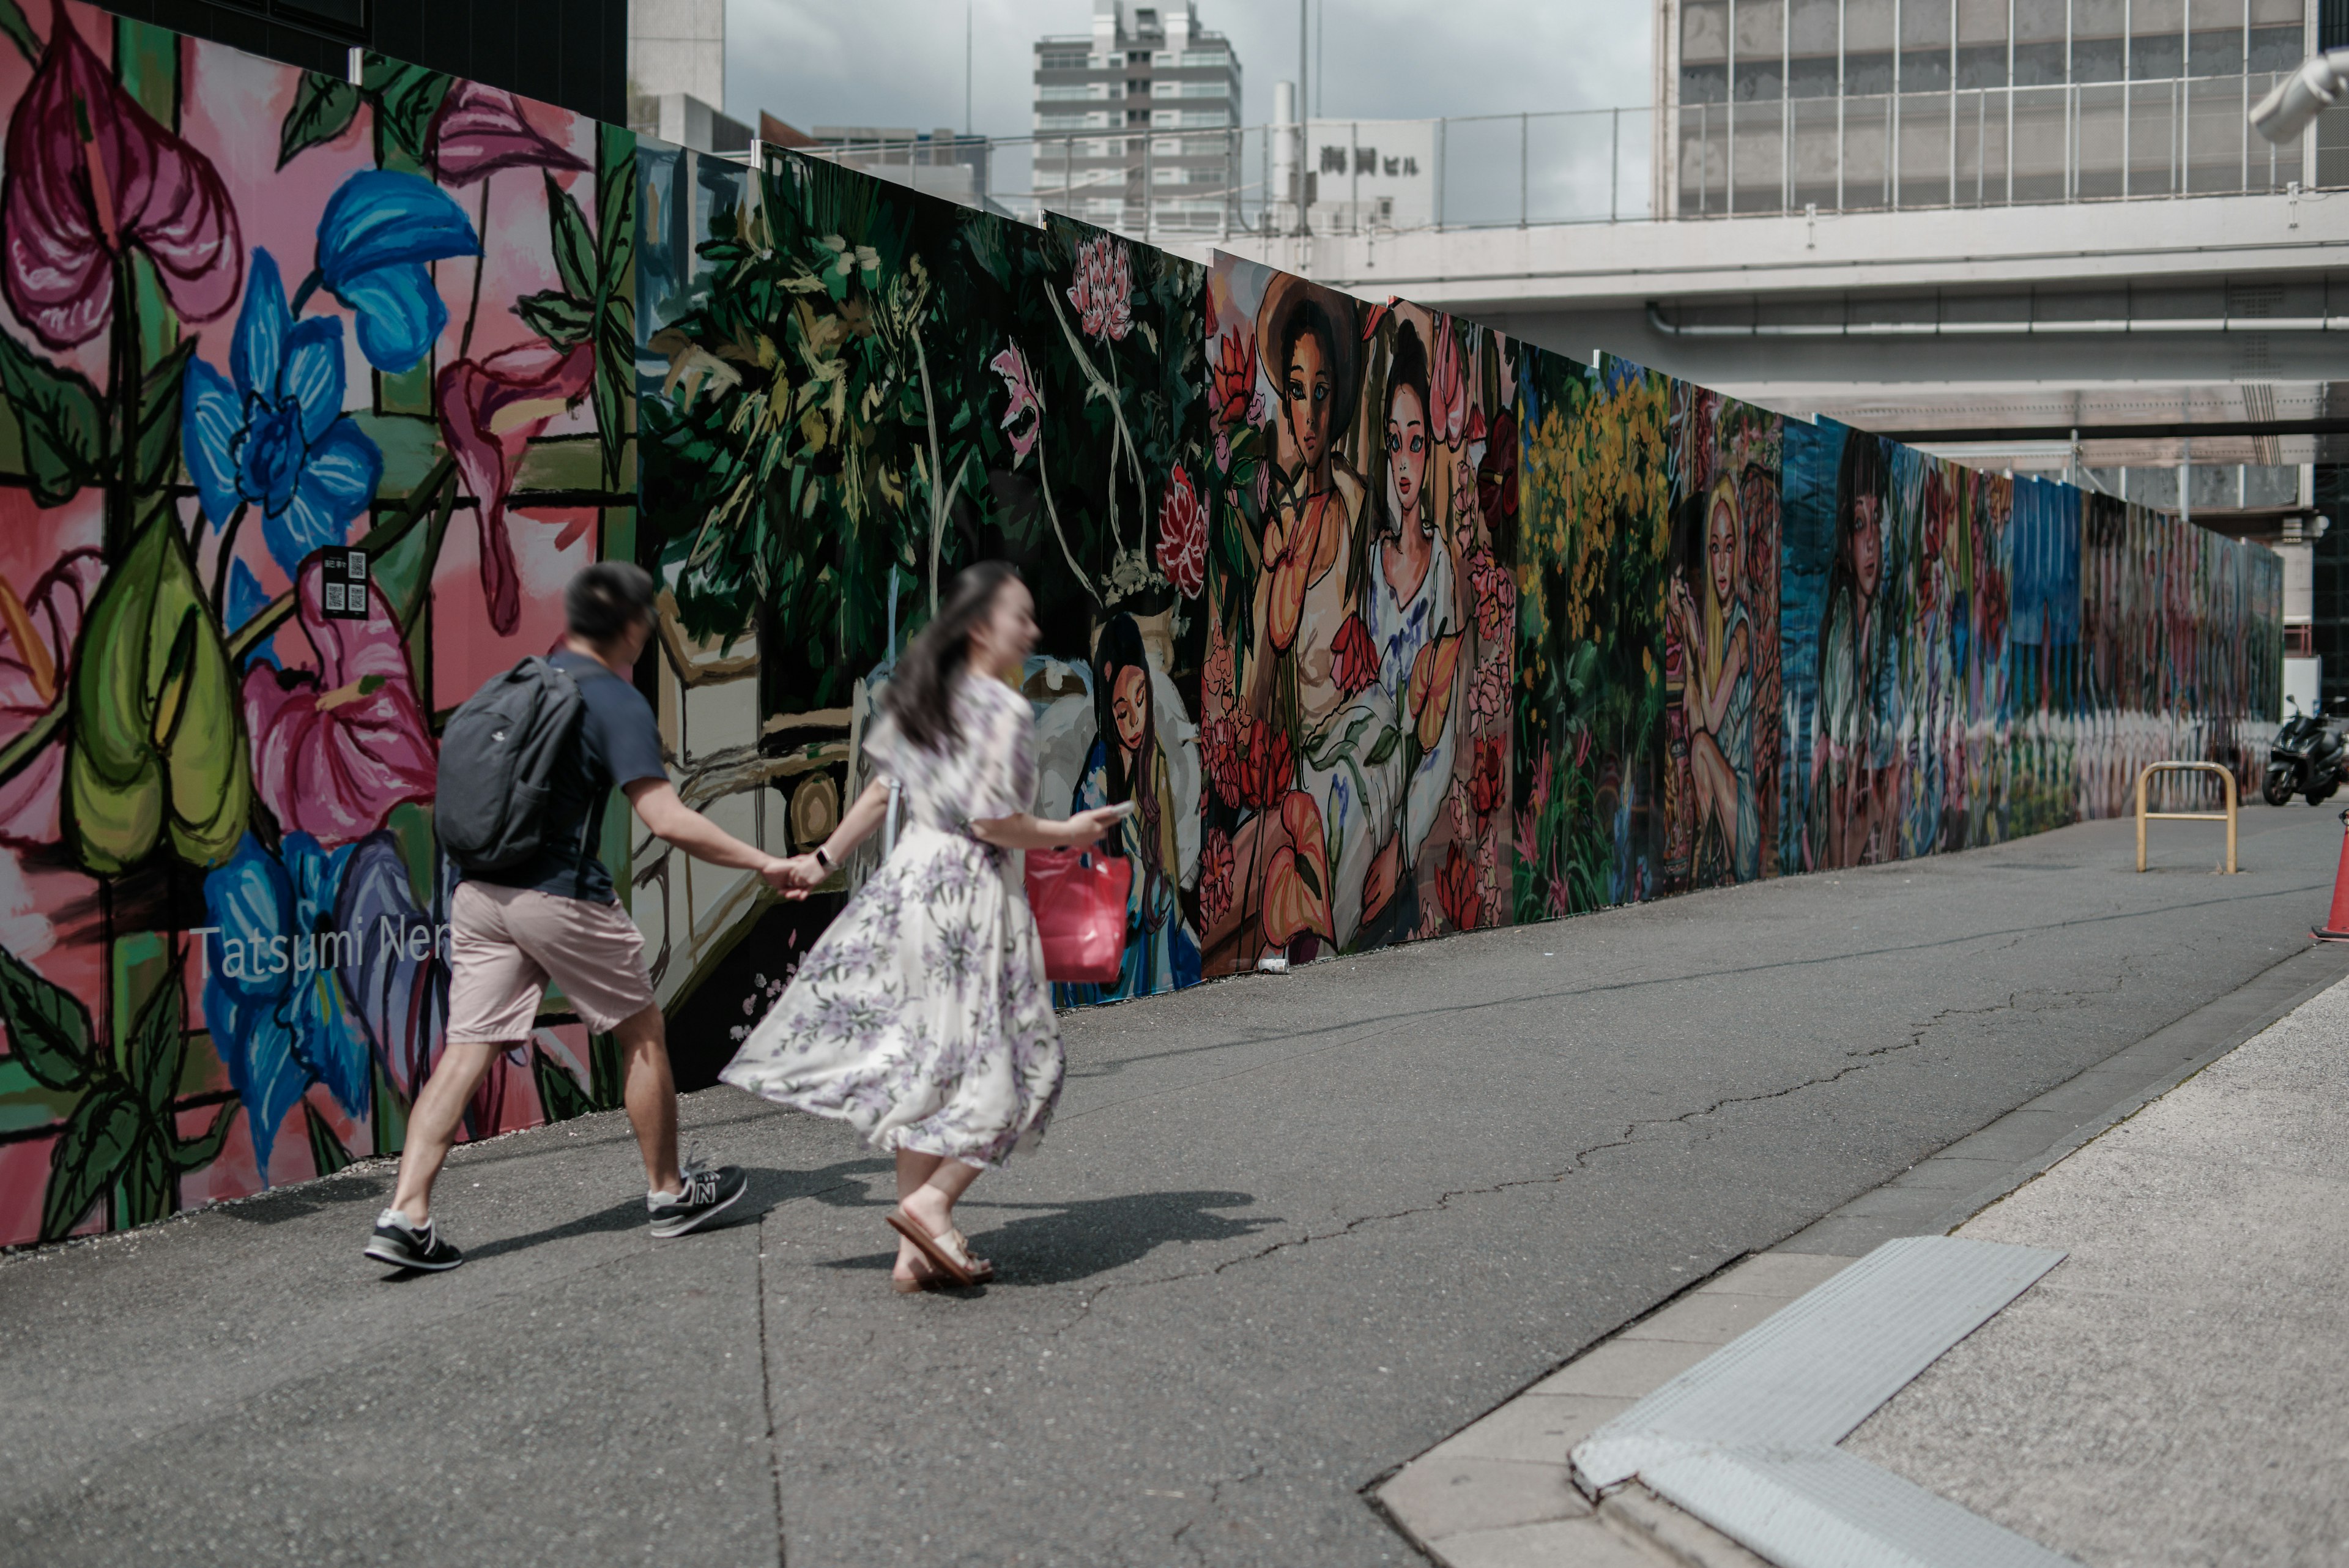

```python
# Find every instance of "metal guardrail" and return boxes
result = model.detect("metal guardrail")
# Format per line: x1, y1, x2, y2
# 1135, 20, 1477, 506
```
755, 70, 2325, 245
2136, 761, 2238, 874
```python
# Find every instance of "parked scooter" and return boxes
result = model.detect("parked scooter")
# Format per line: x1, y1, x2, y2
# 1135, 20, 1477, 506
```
2265, 694, 2348, 806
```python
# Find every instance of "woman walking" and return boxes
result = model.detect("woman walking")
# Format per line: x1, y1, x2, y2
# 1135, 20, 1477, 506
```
722, 562, 1124, 1292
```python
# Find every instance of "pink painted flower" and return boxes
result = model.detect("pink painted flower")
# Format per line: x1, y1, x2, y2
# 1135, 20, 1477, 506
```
431, 79, 588, 185
989, 340, 1041, 463
436, 338, 595, 635
1468, 654, 1508, 721
1156, 463, 1207, 598
1199, 827, 1234, 926
1, 8, 242, 347
243, 557, 436, 845
1464, 546, 1518, 642
1429, 317, 1466, 445
0, 549, 103, 846
1067, 234, 1132, 342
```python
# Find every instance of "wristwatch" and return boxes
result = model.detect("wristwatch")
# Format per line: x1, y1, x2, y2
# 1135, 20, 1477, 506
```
813, 845, 833, 872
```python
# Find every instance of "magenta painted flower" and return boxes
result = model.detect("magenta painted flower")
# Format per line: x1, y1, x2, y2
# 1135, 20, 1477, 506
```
1, 9, 242, 349
989, 340, 1041, 463
1067, 234, 1132, 343
437, 338, 595, 635
243, 557, 436, 846
1156, 463, 1206, 598
431, 80, 588, 185
0, 549, 103, 846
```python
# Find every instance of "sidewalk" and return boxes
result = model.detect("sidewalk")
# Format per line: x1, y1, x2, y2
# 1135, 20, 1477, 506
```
1846, 970, 2349, 1565
1379, 953, 2349, 1567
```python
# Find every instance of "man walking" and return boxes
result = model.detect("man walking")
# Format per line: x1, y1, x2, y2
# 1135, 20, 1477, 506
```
365, 562, 799, 1271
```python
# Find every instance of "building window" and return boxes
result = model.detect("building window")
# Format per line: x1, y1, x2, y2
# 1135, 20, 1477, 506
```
1180, 50, 1229, 67
1039, 50, 1088, 70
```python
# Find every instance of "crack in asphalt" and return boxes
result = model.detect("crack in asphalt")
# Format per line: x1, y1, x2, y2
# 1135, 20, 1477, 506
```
1046, 967, 2132, 1336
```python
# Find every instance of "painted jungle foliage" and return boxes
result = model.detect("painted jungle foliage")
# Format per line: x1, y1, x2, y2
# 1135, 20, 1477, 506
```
0, 4, 2282, 1246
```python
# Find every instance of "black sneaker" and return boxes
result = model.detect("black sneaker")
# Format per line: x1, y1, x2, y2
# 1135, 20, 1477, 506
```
647, 1159, 747, 1238
364, 1208, 464, 1271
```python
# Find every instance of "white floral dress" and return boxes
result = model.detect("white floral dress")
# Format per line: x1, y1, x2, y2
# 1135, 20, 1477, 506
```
720, 674, 1063, 1167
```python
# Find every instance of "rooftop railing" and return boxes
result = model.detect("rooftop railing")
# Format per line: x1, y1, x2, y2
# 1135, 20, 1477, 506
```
752, 72, 2326, 243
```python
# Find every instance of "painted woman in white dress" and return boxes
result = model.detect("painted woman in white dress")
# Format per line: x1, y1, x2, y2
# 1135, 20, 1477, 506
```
721, 562, 1124, 1293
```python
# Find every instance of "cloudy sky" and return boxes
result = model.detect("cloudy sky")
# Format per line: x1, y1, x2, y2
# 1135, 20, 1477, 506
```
726, 0, 1654, 138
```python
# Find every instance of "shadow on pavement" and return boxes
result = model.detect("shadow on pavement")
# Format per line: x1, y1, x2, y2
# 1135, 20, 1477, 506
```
822, 1187, 1276, 1287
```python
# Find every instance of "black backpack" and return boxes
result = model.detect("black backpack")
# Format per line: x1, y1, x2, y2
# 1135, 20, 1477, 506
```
435, 657, 587, 874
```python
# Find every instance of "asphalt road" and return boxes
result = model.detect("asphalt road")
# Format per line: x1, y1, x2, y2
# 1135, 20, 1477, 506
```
2, 803, 2341, 1567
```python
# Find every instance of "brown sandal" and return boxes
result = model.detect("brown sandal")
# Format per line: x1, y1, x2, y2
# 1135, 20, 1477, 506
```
886, 1208, 982, 1287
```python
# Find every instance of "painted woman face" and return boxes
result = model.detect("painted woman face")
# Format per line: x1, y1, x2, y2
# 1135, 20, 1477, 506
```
1111, 664, 1149, 752
1284, 330, 1332, 472
1387, 382, 1428, 518
1850, 494, 1883, 600
1707, 493, 1737, 606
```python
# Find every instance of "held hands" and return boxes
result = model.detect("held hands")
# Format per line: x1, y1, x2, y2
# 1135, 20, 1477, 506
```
759, 853, 826, 899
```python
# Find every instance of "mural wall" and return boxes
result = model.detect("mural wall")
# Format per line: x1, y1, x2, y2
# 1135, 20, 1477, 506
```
0, 6, 2283, 1248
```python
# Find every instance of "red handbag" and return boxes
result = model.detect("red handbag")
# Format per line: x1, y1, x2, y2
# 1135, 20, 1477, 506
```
1024, 844, 1132, 984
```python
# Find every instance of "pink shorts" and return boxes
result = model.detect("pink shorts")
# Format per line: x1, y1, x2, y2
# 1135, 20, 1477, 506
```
445, 882, 658, 1041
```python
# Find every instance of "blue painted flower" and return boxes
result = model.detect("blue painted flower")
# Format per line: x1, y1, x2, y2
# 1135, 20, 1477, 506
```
200, 831, 371, 1178
184, 248, 383, 579
314, 169, 481, 373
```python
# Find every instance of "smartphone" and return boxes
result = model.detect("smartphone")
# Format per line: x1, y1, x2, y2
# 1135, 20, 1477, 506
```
1100, 801, 1137, 820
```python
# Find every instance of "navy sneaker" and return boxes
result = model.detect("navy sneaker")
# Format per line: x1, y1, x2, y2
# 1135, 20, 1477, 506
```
647, 1159, 746, 1238
364, 1208, 464, 1272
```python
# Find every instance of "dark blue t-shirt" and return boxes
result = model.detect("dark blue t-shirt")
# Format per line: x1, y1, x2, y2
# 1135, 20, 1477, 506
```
466, 650, 669, 904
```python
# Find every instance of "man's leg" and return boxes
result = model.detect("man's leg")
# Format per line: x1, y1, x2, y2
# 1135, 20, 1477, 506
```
613, 1003, 683, 1198
387, 1040, 510, 1224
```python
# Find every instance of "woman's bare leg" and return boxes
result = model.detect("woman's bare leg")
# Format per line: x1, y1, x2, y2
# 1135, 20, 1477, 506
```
899, 1157, 986, 1275
892, 1149, 947, 1280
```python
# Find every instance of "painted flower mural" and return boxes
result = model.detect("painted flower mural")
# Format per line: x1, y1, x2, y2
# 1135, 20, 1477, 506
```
200, 831, 371, 1176
184, 248, 384, 577
0, 7, 634, 1247
0, 7, 242, 348
1156, 463, 1207, 599
437, 338, 595, 634
243, 562, 436, 845
312, 169, 481, 372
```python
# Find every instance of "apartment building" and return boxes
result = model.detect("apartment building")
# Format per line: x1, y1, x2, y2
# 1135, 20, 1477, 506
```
1033, 1, 1242, 236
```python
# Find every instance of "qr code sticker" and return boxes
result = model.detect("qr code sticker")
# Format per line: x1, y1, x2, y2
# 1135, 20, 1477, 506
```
324, 582, 346, 612
347, 551, 368, 579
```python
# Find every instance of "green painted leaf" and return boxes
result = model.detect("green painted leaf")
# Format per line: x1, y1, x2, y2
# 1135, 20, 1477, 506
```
516, 290, 594, 348
170, 1101, 237, 1172
362, 58, 451, 166
128, 968, 185, 1117
119, 1133, 174, 1230
546, 172, 596, 306
532, 1044, 595, 1124
278, 70, 363, 169
135, 338, 197, 492
65, 514, 252, 875
0, 0, 37, 66
42, 1090, 139, 1241
0, 327, 102, 507
0, 943, 92, 1091
305, 1101, 353, 1176
1364, 726, 1403, 767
